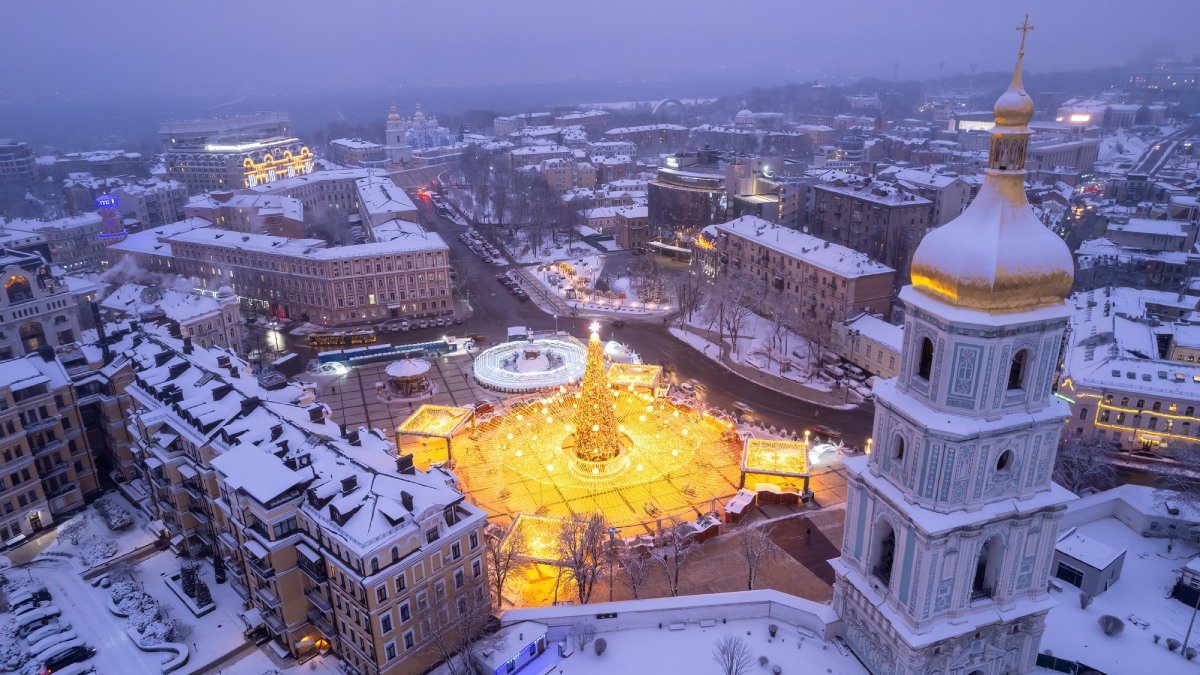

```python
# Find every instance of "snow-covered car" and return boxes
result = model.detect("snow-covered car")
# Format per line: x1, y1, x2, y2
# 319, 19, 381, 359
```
10, 585, 51, 611
23, 622, 71, 647
32, 635, 85, 664
38, 643, 95, 674
27, 629, 78, 657
16, 606, 63, 637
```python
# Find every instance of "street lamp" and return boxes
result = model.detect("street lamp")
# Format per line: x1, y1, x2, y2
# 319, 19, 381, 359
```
608, 526, 619, 601
553, 314, 559, 334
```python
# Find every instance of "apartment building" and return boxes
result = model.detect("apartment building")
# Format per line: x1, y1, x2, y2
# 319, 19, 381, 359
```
123, 332, 489, 673
0, 350, 100, 544
602, 125, 690, 153
810, 177, 931, 276
108, 219, 453, 326
0, 140, 36, 188
877, 167, 975, 227
329, 138, 387, 168
3, 214, 107, 272
184, 192, 306, 238
100, 283, 243, 354
831, 312, 903, 378
698, 215, 896, 322
1059, 287, 1200, 452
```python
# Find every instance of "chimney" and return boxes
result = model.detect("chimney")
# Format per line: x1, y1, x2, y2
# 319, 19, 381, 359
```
130, 320, 141, 333
341, 475, 357, 495
182, 337, 193, 354
400, 491, 414, 512
227, 365, 239, 379
37, 347, 54, 362
239, 396, 261, 416
167, 362, 189, 380
396, 454, 415, 475
216, 355, 231, 368
307, 405, 325, 423
347, 428, 360, 446
167, 321, 183, 338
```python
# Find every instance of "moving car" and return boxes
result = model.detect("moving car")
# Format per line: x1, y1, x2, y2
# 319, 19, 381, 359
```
732, 401, 756, 417
609, 320, 626, 328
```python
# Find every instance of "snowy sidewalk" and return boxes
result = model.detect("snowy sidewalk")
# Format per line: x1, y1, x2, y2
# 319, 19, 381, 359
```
671, 323, 857, 409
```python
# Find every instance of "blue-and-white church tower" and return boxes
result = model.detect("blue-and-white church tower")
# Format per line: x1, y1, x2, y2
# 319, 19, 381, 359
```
831, 20, 1077, 675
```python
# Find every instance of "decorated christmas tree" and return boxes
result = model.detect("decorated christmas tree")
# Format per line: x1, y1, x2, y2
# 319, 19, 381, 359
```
573, 323, 620, 462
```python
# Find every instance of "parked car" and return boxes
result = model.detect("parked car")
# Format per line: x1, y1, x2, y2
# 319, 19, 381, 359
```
24, 622, 71, 647
17, 607, 62, 638
39, 644, 95, 674
11, 586, 51, 612
677, 381, 695, 395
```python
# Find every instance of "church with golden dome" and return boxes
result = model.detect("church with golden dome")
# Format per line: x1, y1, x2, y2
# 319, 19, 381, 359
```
830, 17, 1077, 674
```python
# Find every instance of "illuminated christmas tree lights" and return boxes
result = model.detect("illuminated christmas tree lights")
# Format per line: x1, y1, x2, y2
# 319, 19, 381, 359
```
572, 322, 621, 462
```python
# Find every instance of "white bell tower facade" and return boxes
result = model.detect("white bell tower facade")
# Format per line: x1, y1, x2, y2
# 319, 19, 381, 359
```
831, 18, 1077, 675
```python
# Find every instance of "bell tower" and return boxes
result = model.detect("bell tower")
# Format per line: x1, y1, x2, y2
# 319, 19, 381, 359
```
831, 17, 1076, 674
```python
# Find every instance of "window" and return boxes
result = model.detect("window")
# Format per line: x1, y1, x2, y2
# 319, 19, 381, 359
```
1007, 350, 1027, 390
469, 531, 479, 550
891, 434, 905, 460
451, 542, 461, 560
376, 586, 387, 603
472, 559, 482, 578
1136, 399, 1145, 409
400, 602, 411, 622
870, 520, 896, 588
1079, 407, 1089, 420
916, 337, 934, 380
1055, 561, 1084, 588
996, 450, 1013, 472
385, 641, 396, 660
454, 569, 465, 589
395, 574, 407, 593
425, 527, 439, 543
403, 630, 415, 650
380, 614, 393, 634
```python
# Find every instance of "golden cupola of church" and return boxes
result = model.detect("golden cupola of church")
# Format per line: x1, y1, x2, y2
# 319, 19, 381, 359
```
909, 17, 1073, 313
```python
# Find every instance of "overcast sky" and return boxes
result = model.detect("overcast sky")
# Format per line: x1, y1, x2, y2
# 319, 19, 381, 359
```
2, 0, 1196, 101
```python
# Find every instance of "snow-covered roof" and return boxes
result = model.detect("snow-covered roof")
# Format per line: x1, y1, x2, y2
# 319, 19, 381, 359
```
101, 283, 222, 325
330, 137, 383, 150
1106, 218, 1188, 238
604, 124, 687, 135
1055, 530, 1124, 569
211, 443, 310, 505
842, 313, 903, 351
708, 215, 893, 279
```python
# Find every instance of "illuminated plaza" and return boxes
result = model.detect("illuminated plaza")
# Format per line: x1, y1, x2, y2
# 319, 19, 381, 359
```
399, 324, 751, 532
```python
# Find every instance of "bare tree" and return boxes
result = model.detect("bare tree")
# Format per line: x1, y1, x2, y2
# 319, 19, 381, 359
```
1155, 440, 1200, 512
736, 525, 779, 591
107, 559, 141, 584
794, 311, 835, 374
617, 547, 654, 599
568, 620, 597, 652
672, 269, 706, 323
712, 633, 754, 675
768, 291, 800, 359
652, 522, 698, 597
483, 523, 526, 608
701, 272, 758, 355
1053, 434, 1118, 495
60, 517, 88, 546
556, 512, 609, 605
426, 588, 496, 675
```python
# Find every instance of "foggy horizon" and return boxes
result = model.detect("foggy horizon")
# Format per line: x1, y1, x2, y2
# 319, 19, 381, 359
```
3, 0, 1197, 104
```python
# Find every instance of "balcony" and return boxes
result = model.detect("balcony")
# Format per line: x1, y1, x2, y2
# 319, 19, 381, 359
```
229, 577, 250, 601
40, 462, 70, 479
44, 481, 77, 500
307, 609, 335, 637
262, 610, 285, 634
23, 416, 59, 434
298, 558, 327, 583
256, 586, 281, 609
305, 586, 332, 613
216, 531, 238, 552
247, 556, 275, 580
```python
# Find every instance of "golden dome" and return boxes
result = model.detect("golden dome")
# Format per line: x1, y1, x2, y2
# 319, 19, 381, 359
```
993, 55, 1033, 128
909, 18, 1074, 313
910, 174, 1074, 312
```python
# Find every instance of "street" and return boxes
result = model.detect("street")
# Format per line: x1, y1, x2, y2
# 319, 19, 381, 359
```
270, 189, 876, 446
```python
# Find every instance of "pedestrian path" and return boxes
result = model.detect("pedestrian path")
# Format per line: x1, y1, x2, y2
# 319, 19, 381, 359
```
769, 516, 839, 585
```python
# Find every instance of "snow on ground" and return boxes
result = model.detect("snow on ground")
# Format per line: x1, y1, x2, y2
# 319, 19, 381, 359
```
1098, 130, 1150, 164
526, 256, 674, 315
1041, 516, 1200, 674
39, 496, 155, 571
677, 308, 841, 394
219, 648, 344, 674
505, 234, 593, 265
515, 618, 866, 674
10, 559, 163, 675
3, 546, 251, 675
135, 549, 249, 673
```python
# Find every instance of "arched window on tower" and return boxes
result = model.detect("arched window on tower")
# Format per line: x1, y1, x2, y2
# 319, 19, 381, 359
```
971, 535, 1004, 601
870, 520, 897, 588
1007, 349, 1028, 390
917, 338, 934, 381
892, 434, 905, 461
